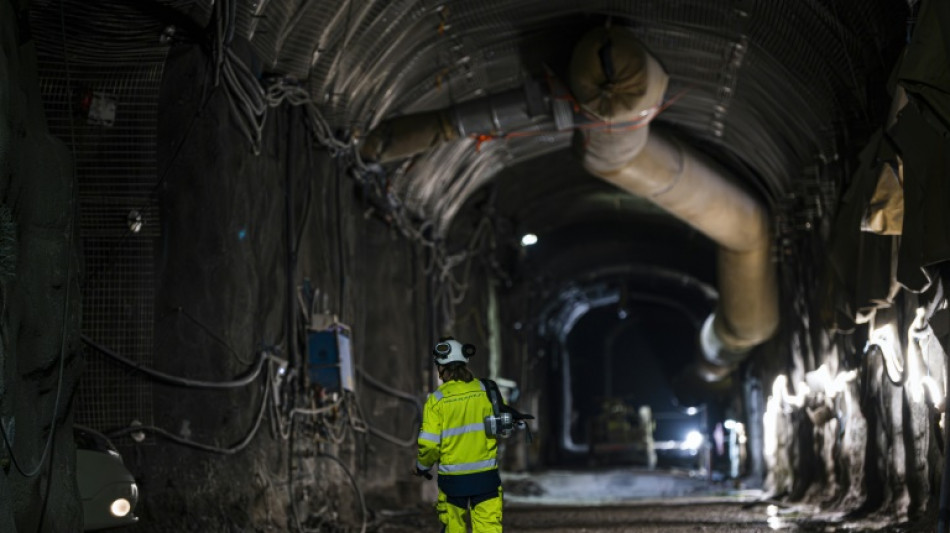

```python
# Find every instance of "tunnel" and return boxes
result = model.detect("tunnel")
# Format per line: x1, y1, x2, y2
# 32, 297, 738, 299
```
2, 0, 950, 531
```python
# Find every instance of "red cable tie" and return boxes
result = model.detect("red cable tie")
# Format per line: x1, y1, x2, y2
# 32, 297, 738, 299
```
472, 134, 495, 152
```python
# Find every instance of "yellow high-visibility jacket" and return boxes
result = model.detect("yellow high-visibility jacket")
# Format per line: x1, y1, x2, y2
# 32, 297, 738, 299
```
417, 378, 501, 496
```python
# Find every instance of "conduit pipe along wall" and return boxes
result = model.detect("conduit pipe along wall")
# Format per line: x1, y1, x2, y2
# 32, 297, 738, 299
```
359, 80, 573, 163
570, 27, 778, 380
358, 28, 778, 381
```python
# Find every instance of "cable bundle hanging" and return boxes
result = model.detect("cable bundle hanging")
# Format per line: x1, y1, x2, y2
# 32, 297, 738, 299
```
210, 0, 364, 162
81, 334, 271, 389
210, 0, 267, 154
221, 48, 267, 154
81, 334, 277, 453
265, 78, 356, 158
107, 361, 272, 455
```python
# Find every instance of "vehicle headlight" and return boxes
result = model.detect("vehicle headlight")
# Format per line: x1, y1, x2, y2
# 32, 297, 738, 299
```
110, 498, 131, 517
683, 430, 704, 451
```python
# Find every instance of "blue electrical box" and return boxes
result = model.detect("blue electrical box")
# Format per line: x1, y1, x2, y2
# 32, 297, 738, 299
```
307, 328, 355, 393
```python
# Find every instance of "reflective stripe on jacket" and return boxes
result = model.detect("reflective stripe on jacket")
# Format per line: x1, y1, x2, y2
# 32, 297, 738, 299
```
417, 379, 497, 476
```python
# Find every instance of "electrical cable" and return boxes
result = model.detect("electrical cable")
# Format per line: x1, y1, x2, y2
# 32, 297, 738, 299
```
106, 363, 271, 455
277, 389, 345, 440
283, 105, 300, 382
264, 80, 354, 156
215, 18, 361, 158
349, 392, 416, 449
287, 416, 305, 532
158, 306, 255, 365
317, 452, 367, 533
384, 207, 496, 331
320, 406, 350, 445
355, 366, 423, 414
344, 392, 368, 433
212, 0, 224, 86
223, 48, 267, 148
366, 426, 417, 449
270, 379, 294, 441
336, 156, 346, 320
291, 400, 343, 417
294, 137, 315, 255
224, 0, 236, 46
81, 333, 268, 389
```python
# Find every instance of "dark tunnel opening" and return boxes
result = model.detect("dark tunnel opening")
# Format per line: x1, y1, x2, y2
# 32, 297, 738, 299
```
565, 303, 699, 445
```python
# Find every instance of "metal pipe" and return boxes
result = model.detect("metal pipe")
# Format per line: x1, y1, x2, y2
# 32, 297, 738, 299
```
360, 79, 565, 163
450, 80, 553, 136
360, 110, 459, 163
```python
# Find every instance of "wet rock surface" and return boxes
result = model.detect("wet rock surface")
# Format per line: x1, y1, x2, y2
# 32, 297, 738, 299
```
373, 468, 938, 533
373, 499, 935, 532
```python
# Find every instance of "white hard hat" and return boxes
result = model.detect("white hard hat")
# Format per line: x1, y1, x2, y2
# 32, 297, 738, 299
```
432, 339, 476, 366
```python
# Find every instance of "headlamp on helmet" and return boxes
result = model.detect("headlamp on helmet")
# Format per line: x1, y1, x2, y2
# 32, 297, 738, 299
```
432, 338, 475, 366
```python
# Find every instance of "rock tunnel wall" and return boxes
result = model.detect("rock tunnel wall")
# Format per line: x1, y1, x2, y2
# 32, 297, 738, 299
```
758, 1, 950, 522
115, 42, 433, 531
761, 282, 949, 525
0, 0, 82, 530
2, 7, 440, 530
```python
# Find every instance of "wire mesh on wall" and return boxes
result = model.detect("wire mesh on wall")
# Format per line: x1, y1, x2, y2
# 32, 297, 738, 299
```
31, 0, 170, 438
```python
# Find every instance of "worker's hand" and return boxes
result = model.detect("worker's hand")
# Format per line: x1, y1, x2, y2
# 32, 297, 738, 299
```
413, 467, 433, 480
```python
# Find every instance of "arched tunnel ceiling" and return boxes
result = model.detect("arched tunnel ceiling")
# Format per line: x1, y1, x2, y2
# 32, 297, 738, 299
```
129, 0, 911, 255
167, 0, 907, 234
489, 148, 670, 232
449, 147, 720, 288
146, 0, 909, 381
253, 0, 906, 232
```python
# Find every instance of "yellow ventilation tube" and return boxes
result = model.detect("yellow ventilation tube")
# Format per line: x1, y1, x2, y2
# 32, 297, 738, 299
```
570, 27, 778, 380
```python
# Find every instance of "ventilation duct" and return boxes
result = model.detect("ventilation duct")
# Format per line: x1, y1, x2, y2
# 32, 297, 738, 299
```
360, 27, 779, 381
359, 79, 576, 163
572, 27, 778, 380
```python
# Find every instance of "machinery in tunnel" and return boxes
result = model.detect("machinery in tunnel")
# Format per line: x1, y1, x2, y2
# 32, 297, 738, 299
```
3, 0, 950, 531
528, 268, 752, 479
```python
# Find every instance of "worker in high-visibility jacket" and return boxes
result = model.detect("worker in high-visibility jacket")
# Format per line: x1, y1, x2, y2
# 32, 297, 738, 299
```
415, 338, 503, 532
